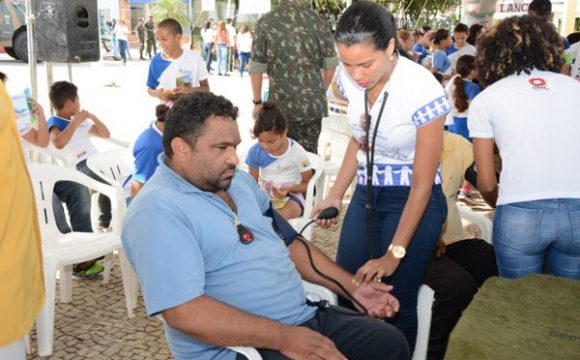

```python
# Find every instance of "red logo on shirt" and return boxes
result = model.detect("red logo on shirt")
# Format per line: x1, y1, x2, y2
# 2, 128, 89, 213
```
528, 78, 549, 91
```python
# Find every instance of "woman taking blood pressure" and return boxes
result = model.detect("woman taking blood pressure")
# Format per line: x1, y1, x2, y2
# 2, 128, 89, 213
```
313, 1, 449, 351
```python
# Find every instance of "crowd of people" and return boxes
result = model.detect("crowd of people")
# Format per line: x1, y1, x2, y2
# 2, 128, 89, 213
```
1, 0, 579, 359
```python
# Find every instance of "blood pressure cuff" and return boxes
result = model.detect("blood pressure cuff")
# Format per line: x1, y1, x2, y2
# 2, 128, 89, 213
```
264, 204, 298, 246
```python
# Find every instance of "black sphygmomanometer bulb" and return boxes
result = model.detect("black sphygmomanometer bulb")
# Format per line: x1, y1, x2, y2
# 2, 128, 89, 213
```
299, 207, 339, 235
318, 207, 339, 220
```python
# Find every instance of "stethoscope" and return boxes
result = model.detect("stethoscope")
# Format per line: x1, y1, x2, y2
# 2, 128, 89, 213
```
363, 89, 389, 260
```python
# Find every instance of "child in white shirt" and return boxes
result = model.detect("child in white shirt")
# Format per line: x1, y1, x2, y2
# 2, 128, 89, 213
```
245, 101, 313, 220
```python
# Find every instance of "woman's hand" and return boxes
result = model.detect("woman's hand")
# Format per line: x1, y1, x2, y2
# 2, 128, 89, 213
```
309, 196, 342, 228
353, 255, 400, 286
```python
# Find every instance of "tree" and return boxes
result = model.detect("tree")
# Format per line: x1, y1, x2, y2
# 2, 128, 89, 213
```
151, 0, 189, 27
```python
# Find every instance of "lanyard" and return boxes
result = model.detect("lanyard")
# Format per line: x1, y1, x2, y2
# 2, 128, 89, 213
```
363, 89, 389, 259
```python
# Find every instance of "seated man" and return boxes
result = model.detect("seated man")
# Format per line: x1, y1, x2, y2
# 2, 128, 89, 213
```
423, 131, 498, 360
122, 92, 410, 360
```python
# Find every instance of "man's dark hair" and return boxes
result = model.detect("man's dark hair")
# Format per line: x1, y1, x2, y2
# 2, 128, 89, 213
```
49, 81, 78, 110
157, 18, 182, 35
528, 0, 552, 20
433, 29, 450, 44
335, 0, 397, 51
476, 15, 563, 87
163, 92, 239, 157
454, 23, 469, 34
567, 31, 580, 45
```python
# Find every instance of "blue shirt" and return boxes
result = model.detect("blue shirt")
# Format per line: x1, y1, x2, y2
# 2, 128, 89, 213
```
446, 44, 458, 56
463, 80, 481, 102
432, 50, 451, 74
121, 156, 316, 360
412, 43, 429, 64
132, 122, 163, 184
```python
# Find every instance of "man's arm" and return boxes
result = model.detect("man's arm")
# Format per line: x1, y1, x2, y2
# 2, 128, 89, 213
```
162, 295, 345, 360
288, 237, 399, 318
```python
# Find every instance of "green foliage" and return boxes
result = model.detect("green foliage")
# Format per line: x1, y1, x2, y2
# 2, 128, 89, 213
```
151, 0, 189, 27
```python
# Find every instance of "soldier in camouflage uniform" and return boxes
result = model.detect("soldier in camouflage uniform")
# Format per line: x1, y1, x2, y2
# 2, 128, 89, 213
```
135, 18, 146, 60
249, 0, 338, 154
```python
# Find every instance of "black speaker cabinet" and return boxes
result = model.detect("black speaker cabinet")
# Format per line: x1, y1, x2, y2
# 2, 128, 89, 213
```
34, 0, 100, 62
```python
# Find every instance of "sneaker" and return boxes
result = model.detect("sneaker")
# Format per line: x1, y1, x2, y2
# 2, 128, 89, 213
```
73, 262, 104, 279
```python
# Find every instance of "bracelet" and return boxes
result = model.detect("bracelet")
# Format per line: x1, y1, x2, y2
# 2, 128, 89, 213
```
252, 99, 262, 105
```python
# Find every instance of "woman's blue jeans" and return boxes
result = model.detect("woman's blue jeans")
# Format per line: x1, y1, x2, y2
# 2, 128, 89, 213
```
217, 44, 228, 75
239, 51, 250, 76
494, 198, 580, 280
118, 39, 128, 64
337, 184, 447, 353
203, 42, 213, 72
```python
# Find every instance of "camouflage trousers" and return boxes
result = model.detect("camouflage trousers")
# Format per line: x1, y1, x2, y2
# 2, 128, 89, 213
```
287, 118, 322, 154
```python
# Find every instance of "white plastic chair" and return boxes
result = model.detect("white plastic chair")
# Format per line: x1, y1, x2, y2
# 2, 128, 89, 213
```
85, 148, 134, 191
27, 164, 136, 356
457, 205, 493, 244
21, 140, 79, 168
318, 116, 352, 197
85, 149, 139, 311
287, 152, 325, 240
413, 284, 435, 360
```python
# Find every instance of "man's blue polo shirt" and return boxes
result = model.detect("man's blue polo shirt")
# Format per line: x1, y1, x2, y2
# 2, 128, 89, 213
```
132, 121, 163, 184
121, 155, 316, 360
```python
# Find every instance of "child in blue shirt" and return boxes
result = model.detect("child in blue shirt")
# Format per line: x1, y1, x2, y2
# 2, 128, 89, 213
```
131, 104, 167, 198
245, 101, 313, 220
450, 55, 480, 141
431, 29, 453, 81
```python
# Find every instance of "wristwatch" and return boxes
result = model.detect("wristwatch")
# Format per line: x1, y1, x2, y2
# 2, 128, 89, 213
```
388, 244, 406, 259
252, 99, 262, 105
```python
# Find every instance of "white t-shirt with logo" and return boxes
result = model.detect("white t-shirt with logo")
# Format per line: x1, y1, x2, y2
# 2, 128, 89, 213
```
468, 70, 580, 205
146, 49, 208, 90
339, 55, 450, 187
448, 43, 477, 72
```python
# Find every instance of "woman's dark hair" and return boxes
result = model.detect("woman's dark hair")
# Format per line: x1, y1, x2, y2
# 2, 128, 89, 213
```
433, 29, 450, 45
155, 104, 169, 123
453, 55, 476, 112
0, 72, 6, 84
253, 101, 288, 138
163, 92, 238, 157
466, 24, 483, 46
335, 1, 397, 51
476, 15, 564, 87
